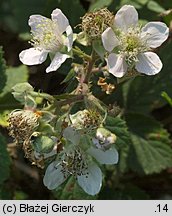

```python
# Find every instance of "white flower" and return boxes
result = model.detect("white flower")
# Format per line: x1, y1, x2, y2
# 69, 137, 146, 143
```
19, 8, 73, 73
101, 5, 169, 77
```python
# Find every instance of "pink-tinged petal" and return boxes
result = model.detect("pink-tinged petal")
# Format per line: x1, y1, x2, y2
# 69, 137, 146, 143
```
29, 15, 49, 32
51, 8, 69, 34
135, 52, 162, 75
65, 25, 73, 51
101, 27, 119, 52
107, 53, 128, 77
46, 52, 69, 73
114, 5, 138, 31
141, 22, 169, 48
19, 48, 48, 65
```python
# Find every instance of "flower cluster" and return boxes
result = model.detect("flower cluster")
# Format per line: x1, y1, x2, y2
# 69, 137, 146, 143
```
8, 4, 169, 196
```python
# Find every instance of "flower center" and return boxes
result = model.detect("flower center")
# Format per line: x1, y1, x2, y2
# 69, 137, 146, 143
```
118, 27, 148, 65
8, 110, 39, 145
61, 148, 88, 177
30, 19, 63, 52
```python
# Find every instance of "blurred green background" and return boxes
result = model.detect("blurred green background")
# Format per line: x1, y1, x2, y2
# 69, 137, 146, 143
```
0, 0, 172, 200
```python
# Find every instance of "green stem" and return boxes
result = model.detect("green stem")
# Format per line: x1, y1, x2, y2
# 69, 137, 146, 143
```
30, 91, 55, 103
72, 47, 91, 61
84, 50, 98, 84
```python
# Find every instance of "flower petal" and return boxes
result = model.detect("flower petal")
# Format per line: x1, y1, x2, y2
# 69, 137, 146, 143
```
114, 5, 138, 31
135, 52, 162, 75
77, 163, 102, 195
101, 27, 119, 52
46, 52, 69, 73
19, 48, 48, 65
87, 147, 119, 164
141, 22, 169, 48
51, 8, 69, 34
63, 127, 80, 145
29, 15, 49, 33
43, 161, 67, 190
107, 53, 128, 77
65, 25, 73, 51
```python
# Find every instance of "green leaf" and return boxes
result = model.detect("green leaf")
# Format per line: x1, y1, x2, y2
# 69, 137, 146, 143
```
0, 65, 29, 110
129, 135, 172, 175
126, 41, 172, 114
12, 82, 33, 93
105, 115, 131, 172
61, 69, 75, 84
161, 91, 172, 107
0, 65, 29, 98
92, 40, 106, 60
0, 133, 11, 184
33, 135, 55, 153
119, 0, 143, 9
89, 0, 113, 11
105, 116, 131, 147
0, 47, 6, 94
126, 112, 170, 144
7, 0, 45, 33
126, 113, 172, 174
136, 0, 148, 5
0, 110, 10, 127
147, 1, 165, 13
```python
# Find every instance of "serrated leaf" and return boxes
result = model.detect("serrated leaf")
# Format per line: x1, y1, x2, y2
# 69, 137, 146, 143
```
0, 133, 11, 184
126, 112, 170, 144
0, 47, 6, 94
105, 115, 131, 147
129, 134, 172, 174
126, 113, 172, 174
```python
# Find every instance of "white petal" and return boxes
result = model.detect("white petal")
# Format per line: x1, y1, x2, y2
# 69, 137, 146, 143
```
135, 52, 162, 75
87, 147, 119, 164
141, 22, 169, 48
19, 48, 48, 65
29, 15, 49, 32
46, 52, 69, 73
101, 27, 119, 52
65, 25, 73, 51
43, 161, 67, 190
114, 5, 138, 31
51, 8, 69, 34
77, 163, 102, 196
63, 127, 80, 145
107, 53, 128, 77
